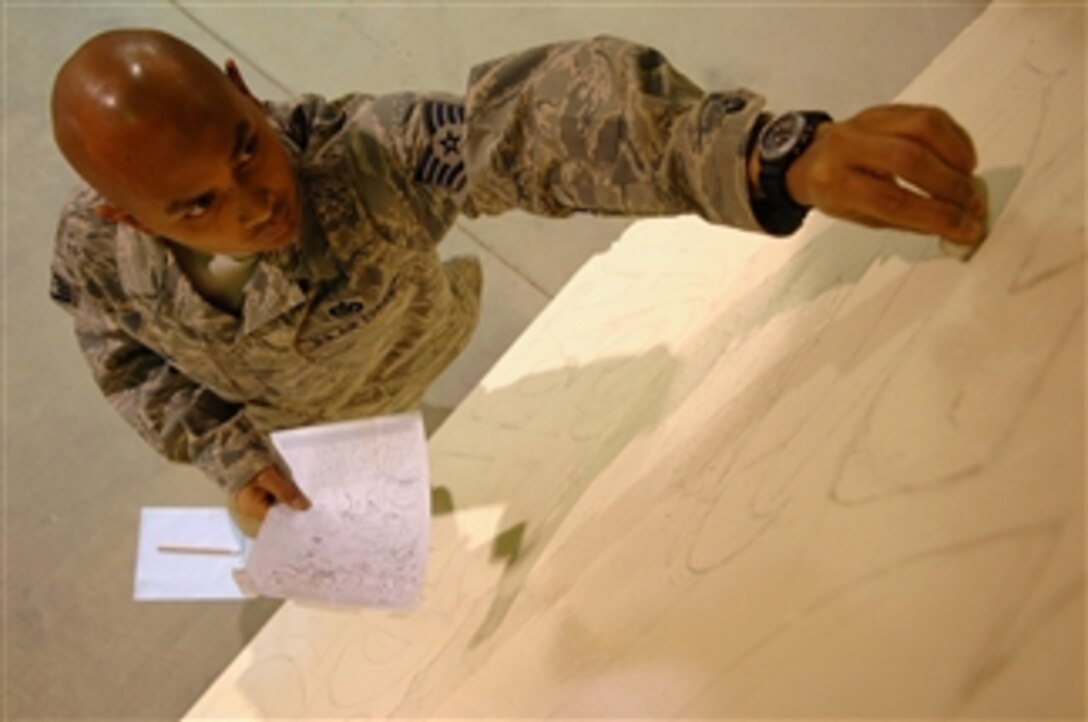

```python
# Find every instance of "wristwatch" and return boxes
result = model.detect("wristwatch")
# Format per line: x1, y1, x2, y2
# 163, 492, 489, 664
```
753, 110, 833, 235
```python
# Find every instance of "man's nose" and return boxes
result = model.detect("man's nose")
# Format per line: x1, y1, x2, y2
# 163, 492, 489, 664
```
237, 185, 273, 227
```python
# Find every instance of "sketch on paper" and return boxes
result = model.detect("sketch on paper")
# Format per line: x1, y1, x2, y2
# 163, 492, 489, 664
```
238, 413, 432, 609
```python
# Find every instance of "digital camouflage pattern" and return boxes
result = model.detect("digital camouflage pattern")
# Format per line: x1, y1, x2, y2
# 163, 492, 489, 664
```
50, 36, 768, 492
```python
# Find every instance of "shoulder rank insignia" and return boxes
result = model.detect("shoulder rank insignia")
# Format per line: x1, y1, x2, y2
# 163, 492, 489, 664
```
415, 100, 467, 192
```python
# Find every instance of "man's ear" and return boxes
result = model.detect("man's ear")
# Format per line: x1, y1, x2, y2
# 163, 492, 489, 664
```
95, 203, 152, 234
225, 59, 263, 109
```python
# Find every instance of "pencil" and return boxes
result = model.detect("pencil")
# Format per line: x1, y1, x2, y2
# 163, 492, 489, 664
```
157, 544, 240, 557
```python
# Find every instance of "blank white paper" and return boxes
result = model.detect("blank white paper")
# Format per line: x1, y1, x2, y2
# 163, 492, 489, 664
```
134, 507, 251, 601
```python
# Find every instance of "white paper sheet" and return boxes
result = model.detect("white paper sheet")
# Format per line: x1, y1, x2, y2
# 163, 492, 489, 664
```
134, 507, 252, 601
237, 412, 431, 609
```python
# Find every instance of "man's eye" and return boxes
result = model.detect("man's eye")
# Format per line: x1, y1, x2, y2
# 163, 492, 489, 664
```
240, 135, 259, 164
183, 194, 215, 219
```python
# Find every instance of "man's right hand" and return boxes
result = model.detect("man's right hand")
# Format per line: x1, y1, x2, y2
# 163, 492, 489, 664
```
785, 104, 987, 246
230, 465, 311, 535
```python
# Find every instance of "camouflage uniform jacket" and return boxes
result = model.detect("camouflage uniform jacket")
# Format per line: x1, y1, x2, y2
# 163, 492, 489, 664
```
50, 36, 770, 493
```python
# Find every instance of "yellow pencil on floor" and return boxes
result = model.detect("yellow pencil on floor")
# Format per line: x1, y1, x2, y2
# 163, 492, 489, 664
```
157, 544, 239, 557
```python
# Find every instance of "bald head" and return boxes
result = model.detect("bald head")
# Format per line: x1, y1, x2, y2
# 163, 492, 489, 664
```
51, 29, 248, 207
51, 29, 301, 254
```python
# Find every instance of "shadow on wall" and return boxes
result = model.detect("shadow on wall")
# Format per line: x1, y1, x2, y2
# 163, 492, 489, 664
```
428, 166, 1025, 652
433, 345, 682, 647
474, 166, 1082, 719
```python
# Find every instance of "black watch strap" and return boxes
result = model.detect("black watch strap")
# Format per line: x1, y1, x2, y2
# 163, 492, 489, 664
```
753, 111, 833, 236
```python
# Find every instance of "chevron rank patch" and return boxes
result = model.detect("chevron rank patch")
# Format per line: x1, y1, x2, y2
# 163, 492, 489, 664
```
414, 101, 467, 191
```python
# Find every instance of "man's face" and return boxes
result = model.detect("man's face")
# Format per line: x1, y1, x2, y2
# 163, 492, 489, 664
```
109, 73, 300, 256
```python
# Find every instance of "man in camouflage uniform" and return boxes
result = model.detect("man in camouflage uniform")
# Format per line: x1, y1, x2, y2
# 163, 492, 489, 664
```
50, 30, 987, 528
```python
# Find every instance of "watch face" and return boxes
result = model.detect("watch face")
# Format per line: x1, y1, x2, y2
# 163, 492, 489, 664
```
760, 112, 805, 162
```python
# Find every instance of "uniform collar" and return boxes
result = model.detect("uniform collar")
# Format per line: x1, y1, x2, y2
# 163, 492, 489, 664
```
114, 213, 313, 340
243, 193, 336, 335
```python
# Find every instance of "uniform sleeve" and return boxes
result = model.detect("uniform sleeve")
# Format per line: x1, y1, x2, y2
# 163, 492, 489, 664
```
457, 36, 770, 230
49, 222, 274, 494
367, 36, 772, 236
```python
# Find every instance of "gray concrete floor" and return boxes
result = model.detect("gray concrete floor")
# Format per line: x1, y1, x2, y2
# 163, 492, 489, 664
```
3, 2, 987, 720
